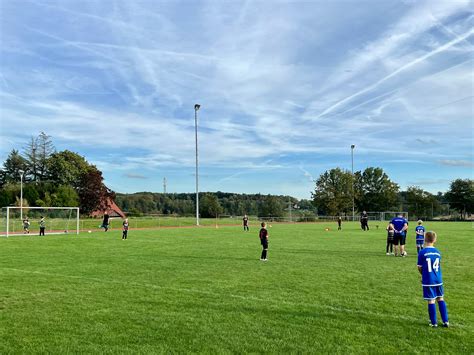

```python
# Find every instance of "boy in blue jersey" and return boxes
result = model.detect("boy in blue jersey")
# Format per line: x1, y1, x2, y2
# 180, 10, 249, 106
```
415, 220, 425, 253
390, 214, 408, 257
417, 231, 449, 327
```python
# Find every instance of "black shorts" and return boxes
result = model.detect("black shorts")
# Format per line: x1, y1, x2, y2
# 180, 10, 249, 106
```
393, 234, 406, 245
387, 235, 394, 243
261, 240, 268, 249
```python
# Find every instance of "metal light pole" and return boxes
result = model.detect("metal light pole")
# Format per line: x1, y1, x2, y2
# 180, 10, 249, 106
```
194, 104, 201, 226
351, 145, 355, 222
19, 170, 24, 221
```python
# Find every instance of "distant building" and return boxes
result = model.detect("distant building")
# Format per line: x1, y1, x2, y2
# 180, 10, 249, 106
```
91, 198, 126, 218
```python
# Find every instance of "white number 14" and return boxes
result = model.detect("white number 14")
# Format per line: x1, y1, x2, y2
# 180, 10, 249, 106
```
426, 258, 440, 273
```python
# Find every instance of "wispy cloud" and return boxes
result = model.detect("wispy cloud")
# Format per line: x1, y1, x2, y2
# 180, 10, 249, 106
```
299, 166, 314, 183
438, 160, 474, 167
0, 0, 472, 197
406, 178, 452, 186
124, 173, 148, 179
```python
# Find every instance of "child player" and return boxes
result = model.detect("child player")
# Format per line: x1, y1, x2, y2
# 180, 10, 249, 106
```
122, 218, 129, 240
415, 220, 425, 253
259, 222, 269, 261
386, 223, 395, 255
417, 231, 449, 327
23, 217, 30, 234
39, 216, 46, 236
243, 214, 249, 231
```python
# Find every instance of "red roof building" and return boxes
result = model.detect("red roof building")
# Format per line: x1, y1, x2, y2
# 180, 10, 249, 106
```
91, 198, 126, 218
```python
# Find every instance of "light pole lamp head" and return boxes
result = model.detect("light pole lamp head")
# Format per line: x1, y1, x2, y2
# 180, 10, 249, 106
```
18, 169, 24, 176
351, 144, 355, 149
194, 104, 201, 111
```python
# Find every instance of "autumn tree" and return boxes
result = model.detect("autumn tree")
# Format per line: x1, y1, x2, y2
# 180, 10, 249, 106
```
77, 167, 115, 215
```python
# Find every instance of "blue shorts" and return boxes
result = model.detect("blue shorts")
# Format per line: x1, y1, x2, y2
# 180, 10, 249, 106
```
423, 285, 444, 300
416, 239, 424, 245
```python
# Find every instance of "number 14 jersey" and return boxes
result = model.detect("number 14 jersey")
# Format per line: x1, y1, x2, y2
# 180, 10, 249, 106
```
417, 246, 443, 286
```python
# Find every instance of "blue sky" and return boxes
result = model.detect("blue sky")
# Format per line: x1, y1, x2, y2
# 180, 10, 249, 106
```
0, 0, 473, 199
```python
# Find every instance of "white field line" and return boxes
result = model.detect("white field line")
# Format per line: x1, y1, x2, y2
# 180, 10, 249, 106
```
1, 267, 468, 329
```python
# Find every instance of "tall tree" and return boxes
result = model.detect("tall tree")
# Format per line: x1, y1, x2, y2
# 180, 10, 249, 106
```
312, 168, 353, 216
23, 136, 39, 181
445, 179, 474, 218
356, 167, 399, 211
1, 149, 28, 184
36, 132, 55, 180
76, 167, 115, 215
47, 150, 90, 187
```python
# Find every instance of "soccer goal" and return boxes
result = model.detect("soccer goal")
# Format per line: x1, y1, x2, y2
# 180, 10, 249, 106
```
1, 206, 80, 237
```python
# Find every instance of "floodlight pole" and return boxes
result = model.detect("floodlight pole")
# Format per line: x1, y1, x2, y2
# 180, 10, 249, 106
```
351, 145, 355, 222
19, 170, 24, 221
194, 104, 201, 226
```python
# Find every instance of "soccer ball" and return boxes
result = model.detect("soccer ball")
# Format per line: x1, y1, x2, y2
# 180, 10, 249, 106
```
325, 227, 330, 231
88, 230, 92, 233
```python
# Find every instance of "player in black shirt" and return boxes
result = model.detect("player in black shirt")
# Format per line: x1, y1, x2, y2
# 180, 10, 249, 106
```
360, 211, 369, 231
101, 213, 110, 232
259, 222, 269, 261
243, 214, 249, 231
337, 216, 342, 230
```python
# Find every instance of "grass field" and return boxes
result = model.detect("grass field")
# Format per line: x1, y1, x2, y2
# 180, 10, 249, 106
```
1, 221, 473, 353
2, 216, 258, 234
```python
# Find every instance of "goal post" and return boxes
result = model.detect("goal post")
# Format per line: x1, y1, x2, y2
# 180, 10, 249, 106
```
1, 206, 80, 237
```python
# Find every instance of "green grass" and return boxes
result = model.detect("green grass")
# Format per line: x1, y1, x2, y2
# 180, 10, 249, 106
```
1, 216, 249, 234
1, 222, 473, 353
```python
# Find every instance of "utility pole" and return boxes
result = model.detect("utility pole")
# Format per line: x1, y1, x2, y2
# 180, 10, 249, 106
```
163, 177, 167, 194
19, 170, 24, 221
194, 104, 201, 226
351, 144, 355, 222
289, 199, 292, 222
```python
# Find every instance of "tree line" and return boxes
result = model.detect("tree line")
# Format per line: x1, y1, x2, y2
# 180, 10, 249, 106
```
1, 134, 472, 220
0, 132, 114, 215
115, 191, 308, 218
312, 167, 473, 219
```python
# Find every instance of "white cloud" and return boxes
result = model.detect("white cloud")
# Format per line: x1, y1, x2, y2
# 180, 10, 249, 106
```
0, 0, 472, 195
438, 160, 474, 167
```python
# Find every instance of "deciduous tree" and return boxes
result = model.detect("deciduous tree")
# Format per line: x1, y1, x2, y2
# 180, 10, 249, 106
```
312, 168, 353, 216
445, 179, 474, 218
356, 167, 399, 211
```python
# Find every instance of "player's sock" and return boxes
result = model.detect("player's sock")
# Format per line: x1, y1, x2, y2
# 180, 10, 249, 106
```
261, 250, 265, 259
428, 303, 437, 325
438, 300, 448, 323
263, 250, 267, 259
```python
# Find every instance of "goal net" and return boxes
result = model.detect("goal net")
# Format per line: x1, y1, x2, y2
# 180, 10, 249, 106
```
1, 206, 80, 237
